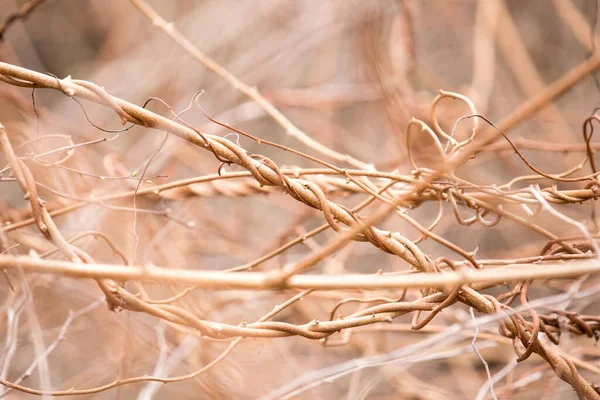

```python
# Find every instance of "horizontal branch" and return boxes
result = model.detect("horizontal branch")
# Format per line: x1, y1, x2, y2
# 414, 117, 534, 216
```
2, 255, 599, 290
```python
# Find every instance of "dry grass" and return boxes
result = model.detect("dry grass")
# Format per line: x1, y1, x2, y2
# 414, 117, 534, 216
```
0, 0, 600, 398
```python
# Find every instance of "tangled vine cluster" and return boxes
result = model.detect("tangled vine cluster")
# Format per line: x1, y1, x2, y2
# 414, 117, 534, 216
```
1, 0, 600, 398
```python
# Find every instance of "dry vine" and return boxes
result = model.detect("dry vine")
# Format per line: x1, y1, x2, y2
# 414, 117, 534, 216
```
1, 1, 600, 398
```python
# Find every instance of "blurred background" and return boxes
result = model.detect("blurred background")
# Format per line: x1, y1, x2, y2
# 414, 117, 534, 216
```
0, 0, 599, 398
